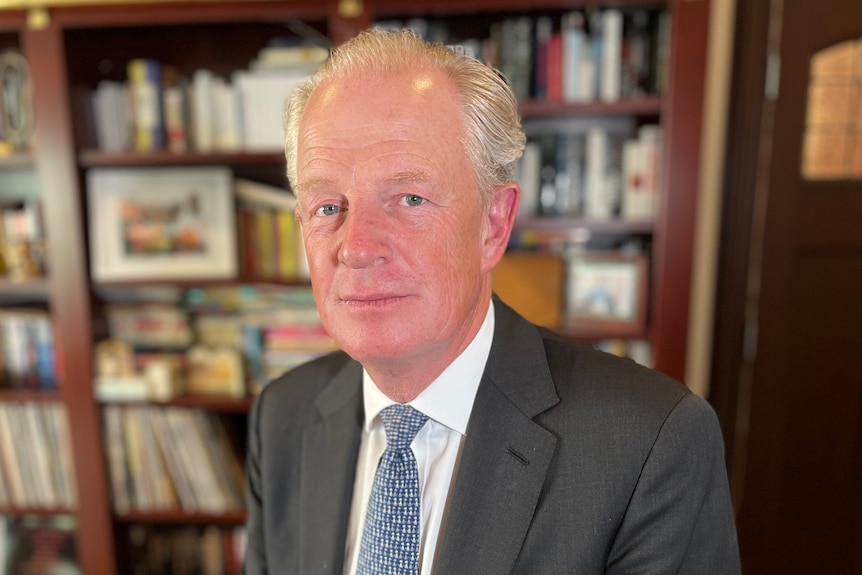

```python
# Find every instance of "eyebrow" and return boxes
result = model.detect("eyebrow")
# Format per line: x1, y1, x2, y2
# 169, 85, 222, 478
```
386, 171, 431, 185
294, 171, 431, 194
292, 177, 334, 195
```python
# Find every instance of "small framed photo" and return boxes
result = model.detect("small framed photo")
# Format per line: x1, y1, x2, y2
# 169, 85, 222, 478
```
564, 250, 648, 336
88, 167, 237, 282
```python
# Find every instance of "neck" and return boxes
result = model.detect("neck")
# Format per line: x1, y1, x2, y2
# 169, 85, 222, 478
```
364, 358, 446, 403
364, 294, 492, 403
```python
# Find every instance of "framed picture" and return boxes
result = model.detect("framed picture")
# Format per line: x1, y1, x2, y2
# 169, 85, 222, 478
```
564, 250, 648, 336
88, 167, 237, 282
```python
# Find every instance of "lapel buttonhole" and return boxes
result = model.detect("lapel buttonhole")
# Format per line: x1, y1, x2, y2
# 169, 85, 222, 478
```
507, 446, 530, 466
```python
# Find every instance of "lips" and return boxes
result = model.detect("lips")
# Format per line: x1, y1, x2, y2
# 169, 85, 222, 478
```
339, 293, 409, 309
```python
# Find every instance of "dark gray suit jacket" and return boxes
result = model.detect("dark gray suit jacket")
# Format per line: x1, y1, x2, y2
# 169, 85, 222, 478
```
244, 300, 740, 574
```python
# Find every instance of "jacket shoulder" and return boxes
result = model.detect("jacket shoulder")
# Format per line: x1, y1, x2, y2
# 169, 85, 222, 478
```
252, 350, 357, 424
539, 328, 692, 425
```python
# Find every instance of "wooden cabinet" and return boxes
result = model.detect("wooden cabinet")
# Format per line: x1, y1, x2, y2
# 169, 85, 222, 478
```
0, 1, 710, 573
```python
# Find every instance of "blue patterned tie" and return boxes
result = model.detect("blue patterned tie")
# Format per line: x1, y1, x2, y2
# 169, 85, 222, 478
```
357, 404, 429, 575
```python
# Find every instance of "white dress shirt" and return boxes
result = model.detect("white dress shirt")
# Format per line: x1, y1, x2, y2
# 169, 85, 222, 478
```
343, 300, 495, 575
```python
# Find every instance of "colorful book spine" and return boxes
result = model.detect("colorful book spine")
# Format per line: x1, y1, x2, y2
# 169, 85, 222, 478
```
127, 58, 164, 152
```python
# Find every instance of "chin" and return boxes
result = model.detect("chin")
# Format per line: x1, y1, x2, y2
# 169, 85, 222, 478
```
334, 331, 424, 365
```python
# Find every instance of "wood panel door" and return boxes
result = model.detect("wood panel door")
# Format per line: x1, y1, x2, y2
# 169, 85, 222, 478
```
731, 0, 862, 573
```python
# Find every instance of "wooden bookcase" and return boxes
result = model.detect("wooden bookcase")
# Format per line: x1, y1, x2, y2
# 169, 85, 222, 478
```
0, 0, 710, 573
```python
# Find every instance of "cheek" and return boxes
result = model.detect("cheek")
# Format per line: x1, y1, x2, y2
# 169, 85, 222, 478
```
430, 224, 484, 289
301, 233, 336, 284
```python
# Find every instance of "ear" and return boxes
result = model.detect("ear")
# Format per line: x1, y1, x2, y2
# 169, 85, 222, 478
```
481, 182, 520, 274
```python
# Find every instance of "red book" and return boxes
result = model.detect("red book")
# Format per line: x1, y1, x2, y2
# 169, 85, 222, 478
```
547, 32, 563, 102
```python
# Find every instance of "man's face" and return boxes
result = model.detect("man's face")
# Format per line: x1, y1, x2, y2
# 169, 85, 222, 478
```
294, 65, 506, 373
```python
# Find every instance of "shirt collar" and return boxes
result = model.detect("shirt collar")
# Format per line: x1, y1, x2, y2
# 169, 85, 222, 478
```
362, 299, 495, 436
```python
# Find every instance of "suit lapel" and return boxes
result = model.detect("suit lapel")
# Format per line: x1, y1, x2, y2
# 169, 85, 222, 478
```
434, 301, 560, 575
299, 359, 363, 574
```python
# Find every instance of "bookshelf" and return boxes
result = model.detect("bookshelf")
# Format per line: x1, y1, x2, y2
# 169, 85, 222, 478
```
0, 1, 710, 573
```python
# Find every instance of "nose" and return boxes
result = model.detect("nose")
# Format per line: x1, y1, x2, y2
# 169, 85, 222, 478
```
338, 205, 391, 269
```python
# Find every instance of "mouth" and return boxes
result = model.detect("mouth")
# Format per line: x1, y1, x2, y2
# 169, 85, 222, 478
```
340, 294, 406, 308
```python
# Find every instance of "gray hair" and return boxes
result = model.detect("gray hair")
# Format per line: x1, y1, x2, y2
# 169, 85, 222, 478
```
283, 28, 526, 205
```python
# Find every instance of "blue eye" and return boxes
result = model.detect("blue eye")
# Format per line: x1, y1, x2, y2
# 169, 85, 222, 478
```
404, 195, 425, 206
317, 204, 340, 216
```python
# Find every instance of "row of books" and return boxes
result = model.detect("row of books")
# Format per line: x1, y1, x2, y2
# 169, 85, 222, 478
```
378, 7, 670, 104
0, 309, 55, 391
234, 178, 307, 282
91, 40, 329, 153
103, 405, 245, 514
125, 524, 246, 575
195, 287, 336, 395
517, 124, 663, 221
0, 403, 77, 510
95, 286, 335, 400
0, 515, 80, 575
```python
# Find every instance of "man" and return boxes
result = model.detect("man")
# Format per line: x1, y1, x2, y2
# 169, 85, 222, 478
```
244, 29, 740, 574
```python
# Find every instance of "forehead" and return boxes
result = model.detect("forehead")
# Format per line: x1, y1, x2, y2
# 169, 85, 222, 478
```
300, 64, 465, 144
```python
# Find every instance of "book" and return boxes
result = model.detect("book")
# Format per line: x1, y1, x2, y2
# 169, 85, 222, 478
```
103, 405, 131, 514
533, 16, 552, 101
234, 178, 296, 212
585, 128, 607, 218
185, 345, 245, 398
561, 12, 586, 102
275, 210, 300, 280
622, 10, 653, 98
136, 409, 172, 512
22, 402, 57, 508
189, 410, 244, 510
515, 140, 541, 219
546, 32, 563, 103
0, 404, 26, 507
212, 77, 243, 151
600, 9, 623, 102
6, 404, 41, 507
127, 58, 164, 152
148, 408, 198, 512
164, 408, 225, 513
559, 132, 586, 217
191, 69, 215, 152
49, 404, 77, 509
105, 305, 193, 349
122, 405, 150, 510
91, 80, 132, 151
0, 308, 55, 389
162, 83, 189, 153
250, 43, 329, 73
233, 69, 311, 150
537, 133, 561, 215
654, 11, 671, 94
254, 209, 276, 279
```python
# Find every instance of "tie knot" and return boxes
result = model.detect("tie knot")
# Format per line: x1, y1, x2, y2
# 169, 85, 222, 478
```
379, 404, 428, 451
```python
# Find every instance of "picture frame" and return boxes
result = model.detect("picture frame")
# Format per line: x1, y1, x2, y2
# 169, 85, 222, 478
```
88, 167, 237, 282
563, 250, 648, 336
